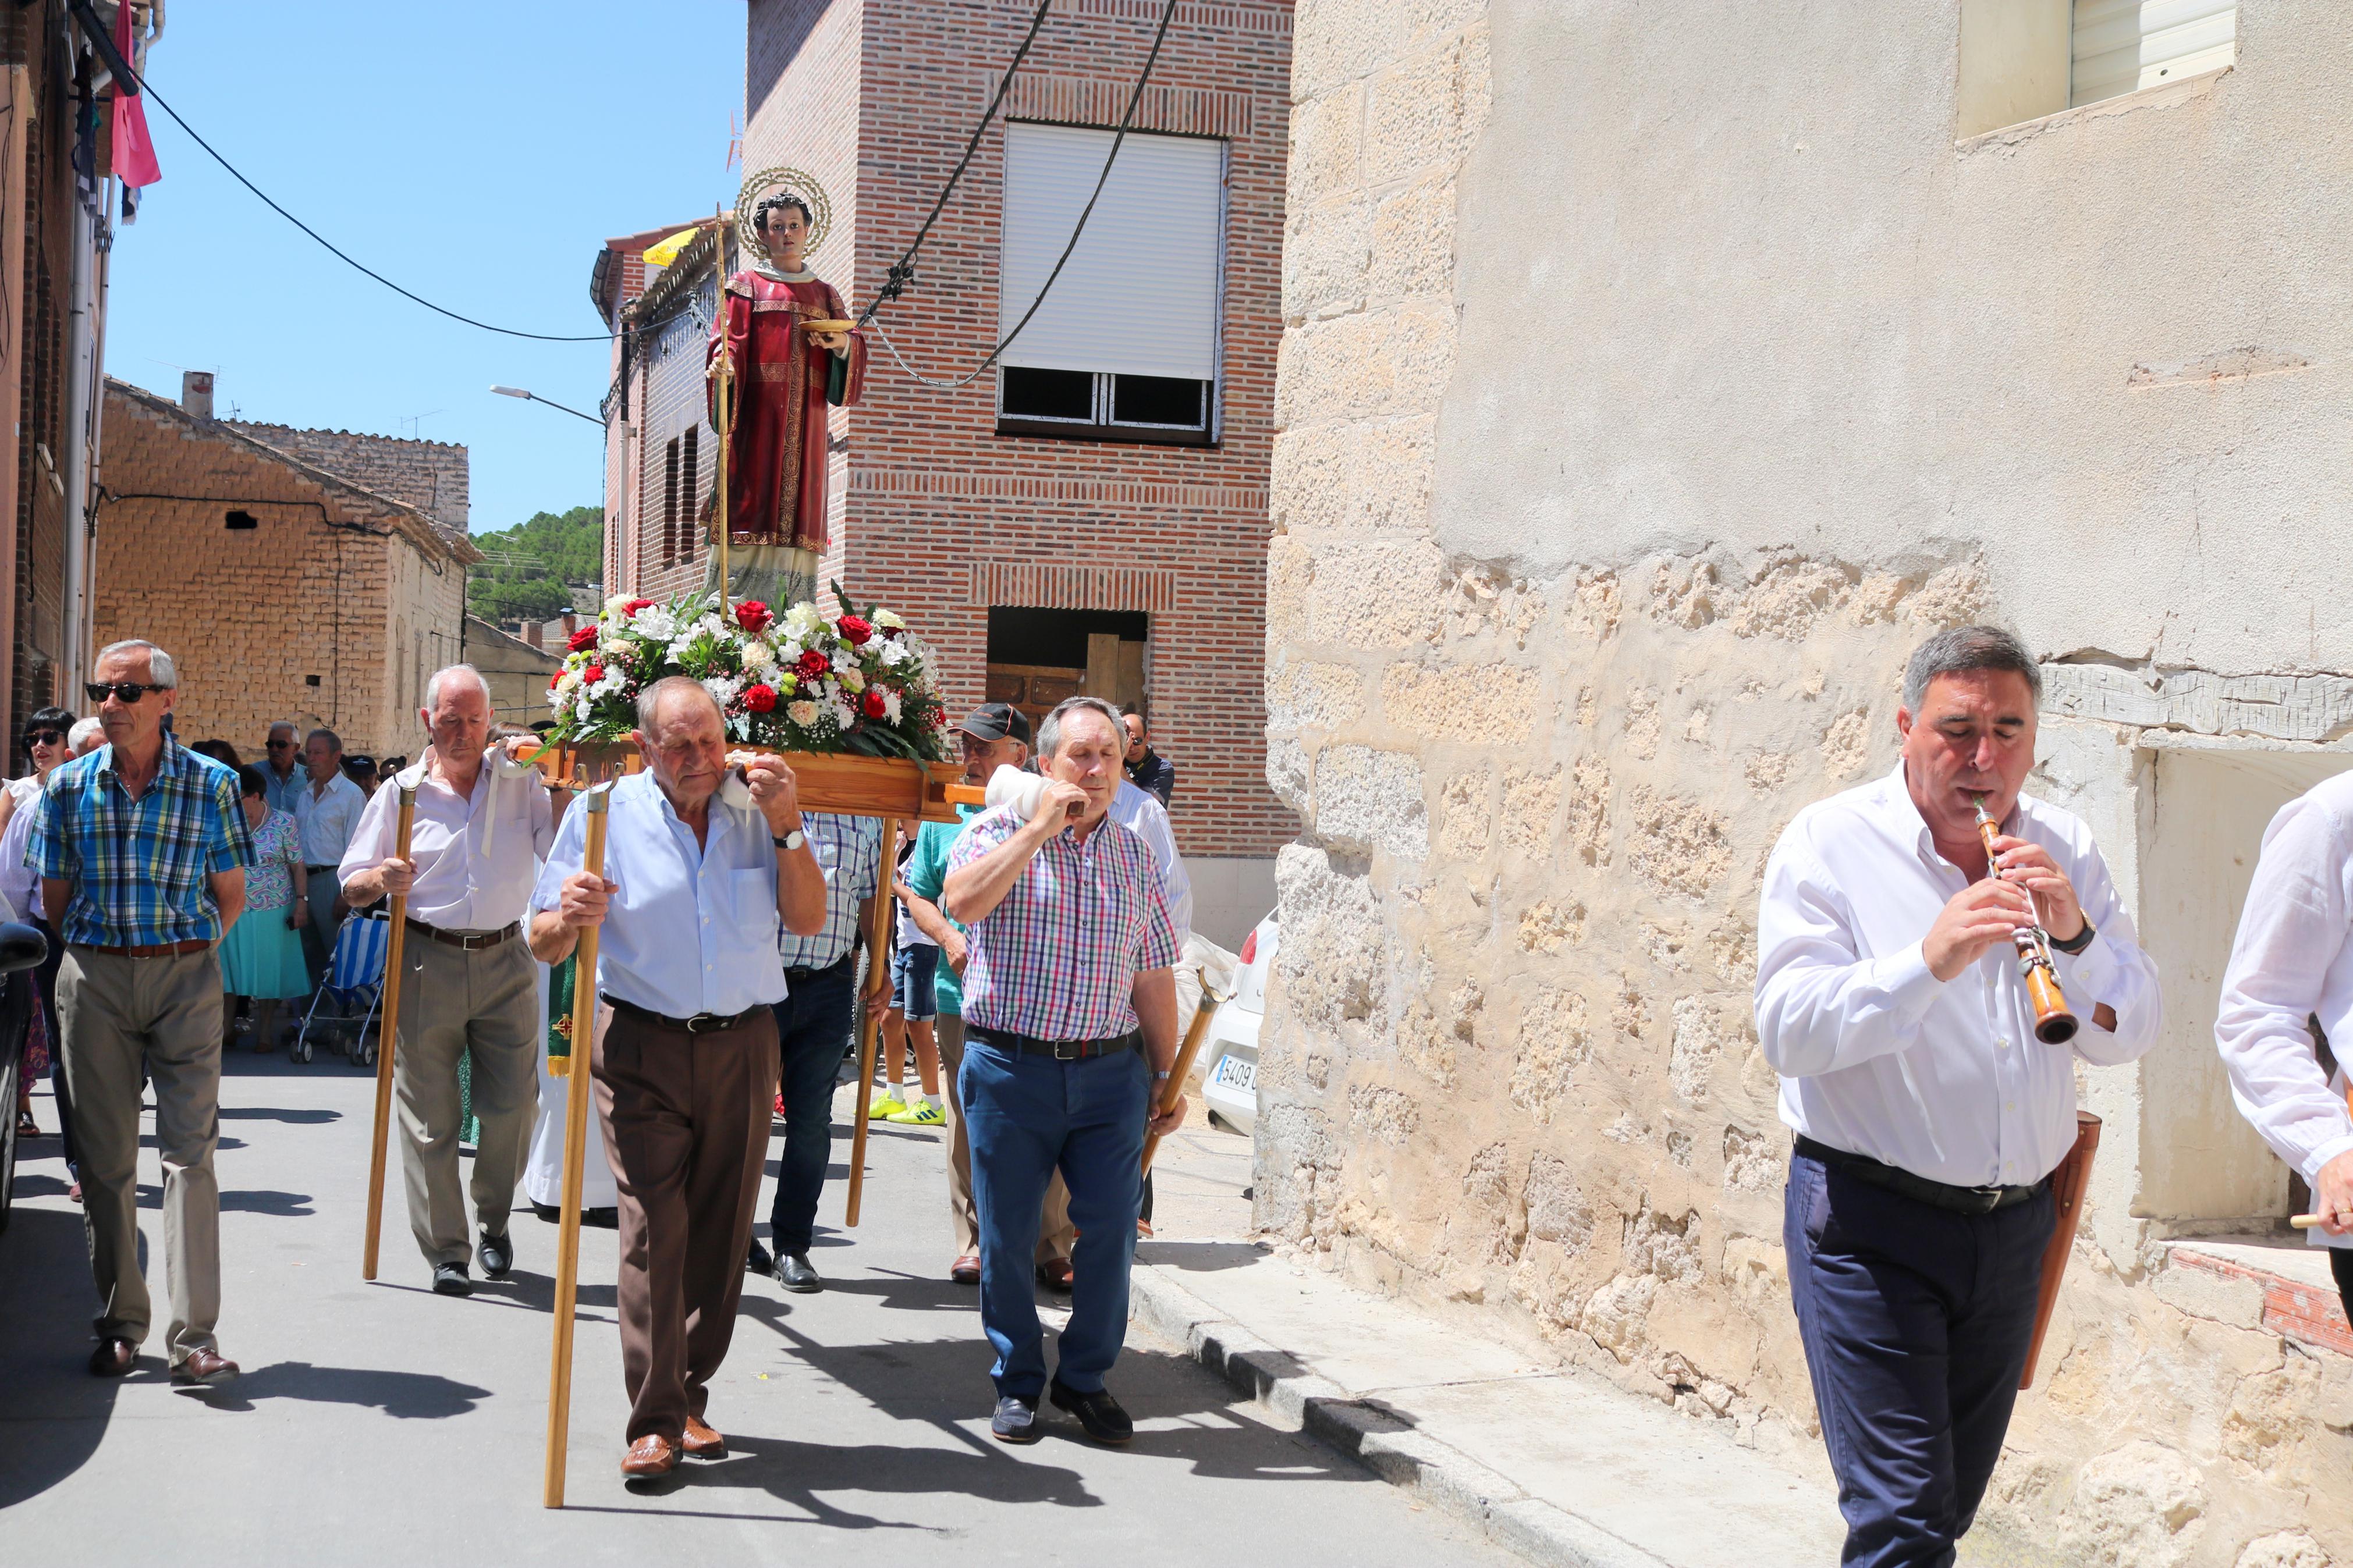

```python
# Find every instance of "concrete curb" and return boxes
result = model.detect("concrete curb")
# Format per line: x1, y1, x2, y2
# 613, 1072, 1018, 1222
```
1130, 1264, 1676, 1568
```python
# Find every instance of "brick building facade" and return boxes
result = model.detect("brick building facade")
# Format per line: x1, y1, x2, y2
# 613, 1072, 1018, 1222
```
94, 377, 479, 754
592, 0, 1294, 943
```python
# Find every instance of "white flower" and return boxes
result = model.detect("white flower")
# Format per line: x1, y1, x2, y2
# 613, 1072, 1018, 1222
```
876, 638, 911, 669
555, 668, 583, 694
786, 699, 819, 727
632, 607, 678, 642
742, 639, 773, 670
881, 689, 903, 724
702, 675, 741, 708
575, 694, 597, 723
829, 696, 858, 730
783, 603, 823, 638
694, 613, 727, 638
591, 668, 626, 698
874, 609, 907, 630
603, 593, 629, 616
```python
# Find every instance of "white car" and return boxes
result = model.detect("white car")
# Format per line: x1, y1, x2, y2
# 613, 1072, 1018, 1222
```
1199, 913, 1275, 1137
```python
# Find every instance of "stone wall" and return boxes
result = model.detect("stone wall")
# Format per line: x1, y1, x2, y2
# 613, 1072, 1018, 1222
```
1261, 1, 2353, 1561
227, 421, 470, 540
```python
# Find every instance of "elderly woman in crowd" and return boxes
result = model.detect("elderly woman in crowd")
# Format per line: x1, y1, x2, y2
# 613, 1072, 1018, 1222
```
1, 706, 76, 1140
218, 764, 310, 1051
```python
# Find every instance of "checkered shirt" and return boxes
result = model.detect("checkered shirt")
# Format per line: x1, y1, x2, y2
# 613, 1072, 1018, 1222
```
776, 811, 883, 970
29, 737, 255, 947
950, 805, 1179, 1040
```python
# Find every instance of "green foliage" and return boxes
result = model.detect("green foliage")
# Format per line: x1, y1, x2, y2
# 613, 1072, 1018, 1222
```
466, 505, 603, 623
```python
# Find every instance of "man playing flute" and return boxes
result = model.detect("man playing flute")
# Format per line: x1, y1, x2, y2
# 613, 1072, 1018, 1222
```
1755, 625, 2160, 1566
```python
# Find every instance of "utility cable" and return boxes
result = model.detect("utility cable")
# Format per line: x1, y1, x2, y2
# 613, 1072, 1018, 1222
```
871, 0, 1179, 390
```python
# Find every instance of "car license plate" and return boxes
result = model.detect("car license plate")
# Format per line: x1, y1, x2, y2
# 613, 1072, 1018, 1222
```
1213, 1054, 1255, 1092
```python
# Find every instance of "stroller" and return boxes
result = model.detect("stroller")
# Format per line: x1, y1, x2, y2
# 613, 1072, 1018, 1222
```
293, 909, 392, 1066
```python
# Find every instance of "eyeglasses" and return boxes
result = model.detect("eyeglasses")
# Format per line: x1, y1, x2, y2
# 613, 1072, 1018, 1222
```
24, 730, 62, 748
266, 738, 294, 749
85, 681, 168, 705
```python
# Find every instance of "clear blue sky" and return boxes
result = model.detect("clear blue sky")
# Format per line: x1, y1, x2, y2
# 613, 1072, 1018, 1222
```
107, 1, 743, 539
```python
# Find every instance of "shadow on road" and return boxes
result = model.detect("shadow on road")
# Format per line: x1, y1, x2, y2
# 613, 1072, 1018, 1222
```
187, 1359, 492, 1418
0, 1205, 115, 1509
219, 1106, 342, 1124
1136, 1240, 1269, 1274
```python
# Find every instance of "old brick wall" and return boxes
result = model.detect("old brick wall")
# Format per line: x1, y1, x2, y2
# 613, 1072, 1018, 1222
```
226, 422, 470, 539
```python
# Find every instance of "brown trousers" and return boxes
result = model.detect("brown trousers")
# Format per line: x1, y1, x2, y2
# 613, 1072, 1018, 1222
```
937, 1014, 1071, 1263
593, 1004, 779, 1445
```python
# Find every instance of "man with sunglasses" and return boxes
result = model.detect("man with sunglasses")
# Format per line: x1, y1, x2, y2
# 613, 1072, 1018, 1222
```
29, 639, 254, 1386
259, 721, 306, 816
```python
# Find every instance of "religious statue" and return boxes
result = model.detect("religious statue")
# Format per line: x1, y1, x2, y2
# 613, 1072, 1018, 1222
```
706, 168, 867, 609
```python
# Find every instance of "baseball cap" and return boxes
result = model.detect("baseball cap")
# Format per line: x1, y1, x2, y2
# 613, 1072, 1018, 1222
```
957, 701, 1031, 746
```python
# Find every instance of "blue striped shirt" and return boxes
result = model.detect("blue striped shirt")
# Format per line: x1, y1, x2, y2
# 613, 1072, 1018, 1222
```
29, 737, 255, 947
777, 812, 882, 971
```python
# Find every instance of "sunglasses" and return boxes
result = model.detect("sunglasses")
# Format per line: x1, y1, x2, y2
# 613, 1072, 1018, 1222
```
267, 738, 294, 749
85, 681, 168, 705
24, 730, 62, 747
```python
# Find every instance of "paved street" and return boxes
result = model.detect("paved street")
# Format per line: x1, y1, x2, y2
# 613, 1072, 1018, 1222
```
0, 1050, 1509, 1565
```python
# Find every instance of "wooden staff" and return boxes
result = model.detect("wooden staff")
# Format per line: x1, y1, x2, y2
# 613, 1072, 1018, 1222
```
842, 814, 901, 1228
710, 202, 734, 610
544, 785, 611, 1510
361, 782, 417, 1282
1142, 987, 1228, 1176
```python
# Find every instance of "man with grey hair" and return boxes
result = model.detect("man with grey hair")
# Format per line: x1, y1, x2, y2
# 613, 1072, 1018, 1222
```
1755, 624, 2161, 1563
943, 694, 1184, 1445
260, 720, 306, 815
340, 663, 554, 1296
293, 726, 365, 1017
31, 638, 253, 1385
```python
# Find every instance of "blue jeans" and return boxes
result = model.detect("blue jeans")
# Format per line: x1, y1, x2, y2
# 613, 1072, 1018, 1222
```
766, 957, 858, 1255
1784, 1151, 2053, 1567
959, 1033, 1148, 1399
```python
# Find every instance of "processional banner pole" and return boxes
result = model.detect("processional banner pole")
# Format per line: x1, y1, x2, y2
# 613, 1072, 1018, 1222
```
361, 783, 417, 1282
842, 814, 902, 1228
711, 204, 733, 612
544, 784, 612, 1509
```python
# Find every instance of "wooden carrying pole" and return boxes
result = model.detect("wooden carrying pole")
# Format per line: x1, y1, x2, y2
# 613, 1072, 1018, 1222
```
1142, 990, 1226, 1176
361, 783, 417, 1282
2018, 1111, 2101, 1389
710, 203, 733, 609
544, 786, 611, 1510
842, 815, 902, 1228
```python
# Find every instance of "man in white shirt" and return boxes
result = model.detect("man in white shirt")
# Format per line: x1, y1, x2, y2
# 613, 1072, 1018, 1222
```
2217, 771, 2353, 1320
293, 727, 367, 999
340, 666, 554, 1297
1756, 625, 2160, 1567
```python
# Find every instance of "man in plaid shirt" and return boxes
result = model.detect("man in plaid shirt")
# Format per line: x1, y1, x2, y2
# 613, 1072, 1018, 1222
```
31, 639, 254, 1388
945, 695, 1183, 1446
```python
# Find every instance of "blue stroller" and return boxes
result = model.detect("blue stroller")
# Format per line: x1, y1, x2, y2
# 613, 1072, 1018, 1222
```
293, 909, 392, 1066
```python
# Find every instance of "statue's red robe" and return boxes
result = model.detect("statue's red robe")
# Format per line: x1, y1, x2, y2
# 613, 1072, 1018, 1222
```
708, 269, 868, 552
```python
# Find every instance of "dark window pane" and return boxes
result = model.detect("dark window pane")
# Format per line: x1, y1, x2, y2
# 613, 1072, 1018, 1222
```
1002, 367, 1094, 421
1111, 375, 1206, 428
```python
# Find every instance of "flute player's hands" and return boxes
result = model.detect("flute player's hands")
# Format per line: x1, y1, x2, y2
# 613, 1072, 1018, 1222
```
1987, 834, 2085, 942
1922, 879, 2033, 983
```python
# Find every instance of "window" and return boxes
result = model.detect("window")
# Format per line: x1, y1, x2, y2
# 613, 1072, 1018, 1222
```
681, 426, 700, 560
1954, 1, 2235, 138
661, 437, 680, 567
998, 122, 1225, 445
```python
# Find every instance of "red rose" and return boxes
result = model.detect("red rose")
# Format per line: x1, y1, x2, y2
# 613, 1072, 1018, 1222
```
583, 664, 605, 685
837, 614, 874, 646
795, 649, 829, 680
861, 689, 888, 719
623, 598, 654, 616
734, 600, 773, 634
547, 671, 562, 691
565, 624, 600, 653
743, 684, 779, 714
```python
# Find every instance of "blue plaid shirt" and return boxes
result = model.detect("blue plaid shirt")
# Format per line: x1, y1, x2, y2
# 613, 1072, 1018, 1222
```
29, 737, 255, 947
777, 812, 883, 971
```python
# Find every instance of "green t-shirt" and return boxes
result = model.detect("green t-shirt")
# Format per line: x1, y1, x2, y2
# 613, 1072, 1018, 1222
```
903, 804, 978, 1018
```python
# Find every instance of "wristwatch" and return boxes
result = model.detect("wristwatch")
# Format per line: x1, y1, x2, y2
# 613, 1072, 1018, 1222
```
2051, 919, 2095, 956
773, 829, 807, 852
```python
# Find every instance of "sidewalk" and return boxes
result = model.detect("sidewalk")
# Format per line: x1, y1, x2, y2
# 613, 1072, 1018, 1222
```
1135, 1127, 1846, 1568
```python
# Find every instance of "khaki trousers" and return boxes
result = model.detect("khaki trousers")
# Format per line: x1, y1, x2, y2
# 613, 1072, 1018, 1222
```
391, 932, 539, 1267
594, 1004, 778, 1444
58, 945, 223, 1363
937, 1014, 1071, 1263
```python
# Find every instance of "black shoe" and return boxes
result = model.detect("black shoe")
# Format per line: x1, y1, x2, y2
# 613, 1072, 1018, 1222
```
478, 1230, 513, 1280
746, 1237, 774, 1276
776, 1252, 822, 1293
1049, 1379, 1133, 1445
991, 1394, 1040, 1444
432, 1261, 473, 1297
533, 1201, 560, 1224
583, 1207, 619, 1230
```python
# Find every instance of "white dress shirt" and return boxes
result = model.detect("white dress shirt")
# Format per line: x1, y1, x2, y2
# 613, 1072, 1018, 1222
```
0, 773, 44, 920
1756, 762, 2161, 1188
530, 770, 787, 1019
1110, 777, 1192, 946
2216, 770, 2353, 1247
340, 756, 554, 931
294, 770, 367, 869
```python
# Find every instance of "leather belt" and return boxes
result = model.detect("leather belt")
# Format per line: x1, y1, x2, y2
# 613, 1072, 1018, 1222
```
785, 951, 856, 981
967, 1025, 1142, 1062
405, 918, 521, 952
604, 995, 768, 1035
83, 938, 212, 959
1795, 1135, 2048, 1216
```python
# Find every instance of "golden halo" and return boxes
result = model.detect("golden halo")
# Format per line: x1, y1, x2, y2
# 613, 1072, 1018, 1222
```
736, 166, 833, 264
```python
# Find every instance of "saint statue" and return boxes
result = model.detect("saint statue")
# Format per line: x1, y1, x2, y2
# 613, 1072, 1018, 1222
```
706, 179, 867, 609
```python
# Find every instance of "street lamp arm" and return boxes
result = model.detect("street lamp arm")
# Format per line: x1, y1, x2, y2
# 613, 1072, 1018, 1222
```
488, 385, 603, 426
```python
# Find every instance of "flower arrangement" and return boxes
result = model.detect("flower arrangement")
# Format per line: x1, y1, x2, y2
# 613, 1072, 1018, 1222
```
546, 584, 951, 761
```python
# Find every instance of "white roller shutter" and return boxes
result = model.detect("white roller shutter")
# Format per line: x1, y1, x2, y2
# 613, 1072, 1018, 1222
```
2071, 0, 2236, 108
999, 122, 1225, 381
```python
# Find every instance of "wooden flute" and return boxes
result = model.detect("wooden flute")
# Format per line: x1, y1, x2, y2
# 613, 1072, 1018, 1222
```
1973, 795, 2078, 1046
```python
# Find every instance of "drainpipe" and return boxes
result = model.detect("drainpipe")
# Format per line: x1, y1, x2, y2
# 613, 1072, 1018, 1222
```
60, 182, 95, 694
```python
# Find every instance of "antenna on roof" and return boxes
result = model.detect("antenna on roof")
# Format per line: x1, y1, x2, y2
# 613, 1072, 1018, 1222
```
399, 410, 445, 439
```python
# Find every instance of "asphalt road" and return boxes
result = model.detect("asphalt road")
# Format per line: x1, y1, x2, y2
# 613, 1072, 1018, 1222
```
0, 1046, 1508, 1565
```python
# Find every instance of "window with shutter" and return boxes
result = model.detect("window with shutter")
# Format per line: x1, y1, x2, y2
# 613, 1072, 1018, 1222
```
2070, 0, 2236, 108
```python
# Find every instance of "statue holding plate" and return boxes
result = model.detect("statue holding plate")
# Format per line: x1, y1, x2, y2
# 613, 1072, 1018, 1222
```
707, 168, 867, 609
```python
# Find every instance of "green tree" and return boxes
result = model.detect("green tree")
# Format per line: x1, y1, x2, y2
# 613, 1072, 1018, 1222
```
467, 505, 603, 623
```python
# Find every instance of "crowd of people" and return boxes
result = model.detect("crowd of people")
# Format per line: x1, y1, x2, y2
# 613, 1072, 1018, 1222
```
13, 637, 1195, 1475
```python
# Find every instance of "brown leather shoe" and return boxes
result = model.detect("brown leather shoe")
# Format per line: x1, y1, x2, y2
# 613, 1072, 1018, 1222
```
172, 1347, 240, 1387
87, 1336, 136, 1377
1035, 1257, 1074, 1293
682, 1415, 725, 1458
620, 1434, 679, 1477
950, 1252, 981, 1285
